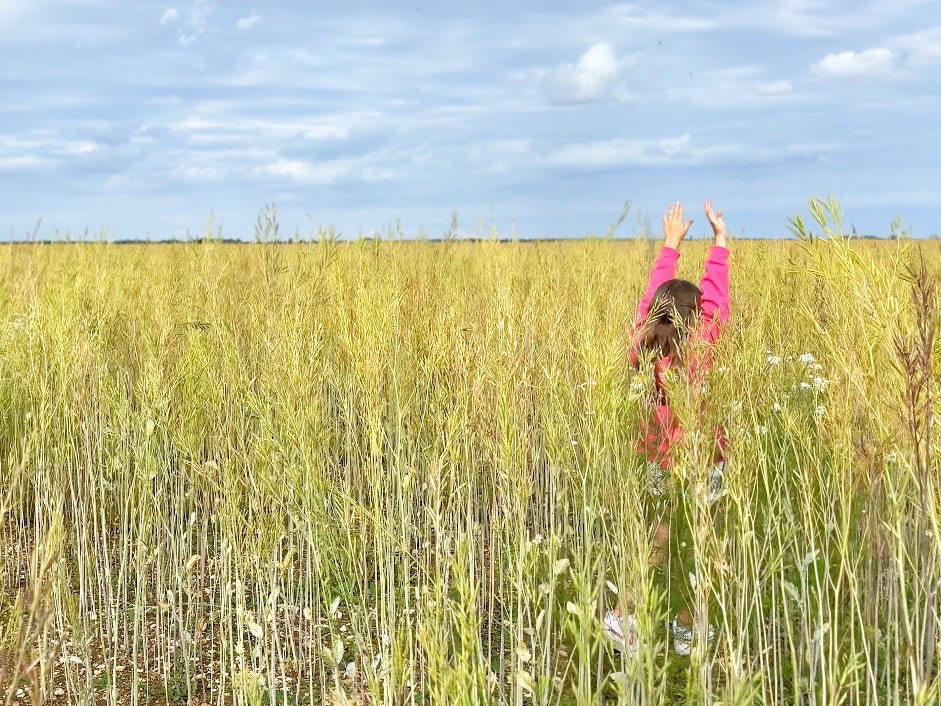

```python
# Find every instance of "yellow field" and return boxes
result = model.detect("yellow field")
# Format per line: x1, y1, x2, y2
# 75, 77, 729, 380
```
2, 205, 940, 704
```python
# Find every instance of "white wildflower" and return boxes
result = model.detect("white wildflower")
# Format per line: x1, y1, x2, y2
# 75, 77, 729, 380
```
812, 376, 830, 392
758, 425, 769, 435
813, 405, 826, 421
886, 451, 898, 464
531, 533, 544, 546
799, 382, 812, 391
767, 354, 783, 366
772, 401, 782, 413
798, 353, 816, 365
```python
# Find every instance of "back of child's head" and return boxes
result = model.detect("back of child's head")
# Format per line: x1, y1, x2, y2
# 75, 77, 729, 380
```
640, 278, 702, 363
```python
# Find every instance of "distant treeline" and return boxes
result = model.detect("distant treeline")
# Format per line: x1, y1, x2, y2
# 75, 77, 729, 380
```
3, 234, 935, 245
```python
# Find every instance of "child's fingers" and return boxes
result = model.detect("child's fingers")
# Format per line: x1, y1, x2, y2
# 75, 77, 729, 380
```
707, 204, 717, 221
666, 203, 681, 225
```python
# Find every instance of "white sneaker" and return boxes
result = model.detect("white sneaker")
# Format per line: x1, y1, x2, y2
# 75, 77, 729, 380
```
603, 610, 639, 656
670, 619, 715, 656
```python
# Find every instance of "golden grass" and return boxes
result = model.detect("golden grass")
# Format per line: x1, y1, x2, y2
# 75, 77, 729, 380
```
1, 206, 940, 704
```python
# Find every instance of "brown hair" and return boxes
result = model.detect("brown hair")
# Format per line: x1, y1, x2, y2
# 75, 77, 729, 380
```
639, 278, 702, 363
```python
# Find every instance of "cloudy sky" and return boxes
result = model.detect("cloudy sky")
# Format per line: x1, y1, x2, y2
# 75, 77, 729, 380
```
1, 0, 938, 240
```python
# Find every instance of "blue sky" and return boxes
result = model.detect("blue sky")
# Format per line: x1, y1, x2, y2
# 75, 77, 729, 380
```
1, 0, 939, 240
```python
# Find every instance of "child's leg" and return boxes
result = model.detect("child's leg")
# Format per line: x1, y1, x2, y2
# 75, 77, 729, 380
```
612, 515, 669, 615
651, 521, 670, 567
668, 482, 697, 623
674, 606, 694, 627
606, 462, 671, 652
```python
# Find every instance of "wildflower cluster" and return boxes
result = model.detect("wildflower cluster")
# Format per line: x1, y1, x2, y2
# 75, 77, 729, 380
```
762, 351, 831, 426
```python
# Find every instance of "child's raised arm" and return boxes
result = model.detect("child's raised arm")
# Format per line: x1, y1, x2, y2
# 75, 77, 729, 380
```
636, 249, 679, 323
698, 200, 730, 342
636, 202, 692, 321
630, 203, 692, 364
704, 199, 727, 250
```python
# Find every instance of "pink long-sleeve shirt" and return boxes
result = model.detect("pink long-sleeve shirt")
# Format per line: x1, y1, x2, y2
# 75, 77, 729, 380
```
630, 246, 730, 467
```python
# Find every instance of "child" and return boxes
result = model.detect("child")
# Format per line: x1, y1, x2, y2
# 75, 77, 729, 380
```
604, 200, 730, 656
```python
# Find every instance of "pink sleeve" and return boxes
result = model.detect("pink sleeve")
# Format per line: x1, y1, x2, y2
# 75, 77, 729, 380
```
636, 247, 680, 321
697, 245, 730, 343
630, 247, 679, 364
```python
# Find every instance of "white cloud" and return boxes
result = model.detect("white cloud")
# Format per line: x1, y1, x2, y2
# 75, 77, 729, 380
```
161, 8, 179, 25
812, 47, 896, 77
176, 165, 223, 181
0, 155, 51, 170
175, 1, 210, 46
892, 26, 941, 67
66, 141, 99, 155
543, 43, 625, 104
541, 134, 828, 171
259, 158, 354, 184
765, 0, 841, 37
168, 113, 353, 144
236, 14, 261, 30
466, 139, 532, 174
258, 155, 398, 184
607, 5, 717, 33
543, 133, 694, 169
659, 66, 800, 110
0, 2, 21, 20
722, 0, 933, 39
0, 135, 100, 159
753, 79, 793, 95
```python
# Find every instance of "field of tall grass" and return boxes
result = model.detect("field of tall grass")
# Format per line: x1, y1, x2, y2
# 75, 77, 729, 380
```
1, 201, 940, 705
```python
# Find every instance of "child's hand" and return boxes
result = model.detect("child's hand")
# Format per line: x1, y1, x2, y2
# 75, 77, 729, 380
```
704, 200, 728, 248
662, 202, 693, 250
